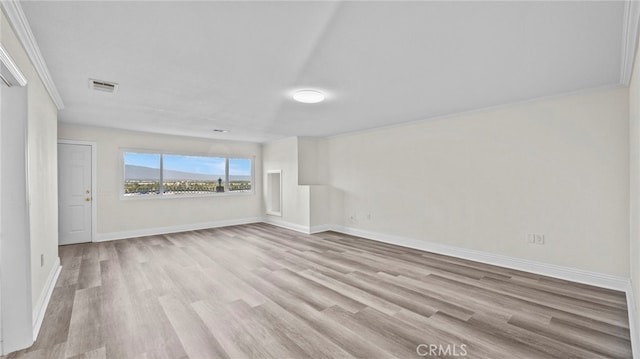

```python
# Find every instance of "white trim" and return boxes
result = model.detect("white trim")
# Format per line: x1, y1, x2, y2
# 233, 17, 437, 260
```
74, 217, 640, 357
309, 224, 332, 234
262, 217, 311, 234
259, 221, 632, 291
621, 0, 640, 86
58, 140, 97, 243
120, 191, 255, 201
0, 44, 26, 86
31, 257, 60, 342
330, 225, 630, 291
326, 84, 624, 141
0, 1, 64, 109
626, 283, 640, 359
265, 170, 282, 216
85, 216, 640, 356
120, 193, 256, 201
95, 217, 263, 242
328, 227, 640, 357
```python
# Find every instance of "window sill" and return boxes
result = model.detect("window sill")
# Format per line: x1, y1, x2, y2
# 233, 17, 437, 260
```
120, 191, 255, 201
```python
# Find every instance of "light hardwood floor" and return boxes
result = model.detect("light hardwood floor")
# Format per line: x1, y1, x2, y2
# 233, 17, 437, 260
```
7, 223, 632, 358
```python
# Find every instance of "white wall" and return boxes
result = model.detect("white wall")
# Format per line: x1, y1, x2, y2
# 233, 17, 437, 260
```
58, 125, 262, 239
327, 87, 630, 277
629, 32, 640, 349
309, 185, 331, 228
0, 71, 32, 354
1, 10, 59, 315
262, 137, 310, 229
298, 137, 329, 185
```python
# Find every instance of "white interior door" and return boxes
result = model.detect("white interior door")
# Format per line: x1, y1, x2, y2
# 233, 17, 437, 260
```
58, 143, 92, 245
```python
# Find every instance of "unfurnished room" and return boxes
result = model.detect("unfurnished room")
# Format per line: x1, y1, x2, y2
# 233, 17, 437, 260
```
0, 0, 638, 358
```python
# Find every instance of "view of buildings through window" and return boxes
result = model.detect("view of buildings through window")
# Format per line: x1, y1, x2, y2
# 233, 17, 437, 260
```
124, 152, 252, 196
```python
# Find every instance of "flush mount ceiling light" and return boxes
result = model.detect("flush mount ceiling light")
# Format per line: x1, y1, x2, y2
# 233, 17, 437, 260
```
293, 89, 325, 104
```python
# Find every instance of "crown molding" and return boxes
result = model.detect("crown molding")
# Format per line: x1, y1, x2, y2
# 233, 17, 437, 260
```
0, 43, 26, 86
1, 1, 64, 109
620, 0, 640, 86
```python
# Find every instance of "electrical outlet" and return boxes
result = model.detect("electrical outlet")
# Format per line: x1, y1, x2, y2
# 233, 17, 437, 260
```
526, 233, 545, 245
526, 234, 535, 244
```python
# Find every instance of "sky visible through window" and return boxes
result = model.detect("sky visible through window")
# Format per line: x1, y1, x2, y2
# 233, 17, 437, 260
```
124, 152, 160, 169
124, 153, 251, 176
164, 155, 225, 175
229, 158, 251, 177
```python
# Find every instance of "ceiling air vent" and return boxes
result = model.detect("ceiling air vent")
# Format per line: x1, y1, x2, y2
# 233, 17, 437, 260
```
89, 79, 118, 93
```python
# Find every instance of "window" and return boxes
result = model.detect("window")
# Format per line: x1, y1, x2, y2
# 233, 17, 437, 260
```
229, 158, 252, 192
124, 152, 161, 195
123, 151, 252, 198
163, 154, 225, 195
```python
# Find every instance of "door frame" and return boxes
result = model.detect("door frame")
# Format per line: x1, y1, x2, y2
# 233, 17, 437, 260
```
58, 139, 97, 243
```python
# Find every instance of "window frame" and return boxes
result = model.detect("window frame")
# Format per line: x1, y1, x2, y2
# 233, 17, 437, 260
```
120, 148, 255, 200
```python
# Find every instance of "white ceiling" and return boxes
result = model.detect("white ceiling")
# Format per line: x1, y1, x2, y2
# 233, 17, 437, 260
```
20, 1, 625, 143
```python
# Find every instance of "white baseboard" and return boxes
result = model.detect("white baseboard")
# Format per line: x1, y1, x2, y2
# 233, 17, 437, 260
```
258, 221, 630, 291
96, 217, 630, 289
626, 283, 639, 359
331, 225, 630, 291
310, 224, 333, 234
81, 217, 640, 358
86, 217, 640, 357
329, 225, 639, 357
32, 257, 61, 341
257, 221, 630, 291
262, 217, 312, 234
262, 218, 332, 235
94, 217, 263, 242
